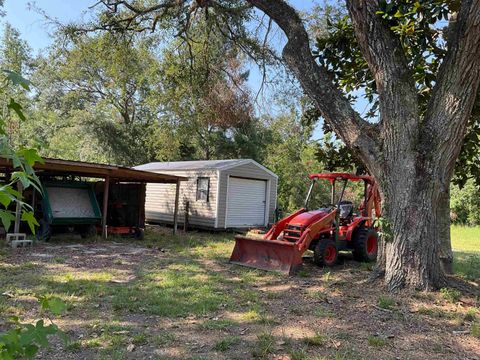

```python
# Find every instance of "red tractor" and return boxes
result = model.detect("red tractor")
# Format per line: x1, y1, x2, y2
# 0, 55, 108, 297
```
230, 173, 382, 274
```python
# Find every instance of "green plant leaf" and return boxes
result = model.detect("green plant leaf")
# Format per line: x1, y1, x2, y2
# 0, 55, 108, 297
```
21, 211, 38, 234
38, 295, 66, 315
18, 149, 43, 167
1, 185, 21, 200
23, 344, 39, 359
2, 70, 31, 90
7, 98, 26, 121
0, 210, 15, 231
0, 191, 12, 208
46, 298, 67, 316
11, 172, 30, 189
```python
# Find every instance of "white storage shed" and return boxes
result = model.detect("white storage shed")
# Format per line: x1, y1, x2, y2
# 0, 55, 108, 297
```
134, 159, 278, 229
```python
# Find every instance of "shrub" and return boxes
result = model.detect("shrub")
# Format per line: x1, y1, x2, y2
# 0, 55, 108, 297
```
0, 296, 67, 359
378, 296, 395, 310
303, 332, 327, 346
440, 288, 462, 303
450, 181, 480, 225
471, 323, 480, 338
368, 335, 387, 347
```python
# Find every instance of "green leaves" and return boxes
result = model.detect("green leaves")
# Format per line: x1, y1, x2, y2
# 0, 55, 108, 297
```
21, 211, 39, 234
0, 320, 61, 360
10, 171, 30, 189
7, 98, 25, 121
0, 71, 42, 237
0, 296, 66, 359
2, 69, 31, 90
0, 210, 15, 232
17, 148, 44, 167
38, 295, 67, 316
0, 185, 21, 208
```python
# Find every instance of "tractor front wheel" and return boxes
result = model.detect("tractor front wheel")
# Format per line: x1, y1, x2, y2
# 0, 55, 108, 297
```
313, 239, 338, 267
352, 228, 378, 262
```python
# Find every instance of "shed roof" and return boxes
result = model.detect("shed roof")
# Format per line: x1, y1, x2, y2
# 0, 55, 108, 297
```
134, 159, 245, 171
0, 157, 187, 183
134, 159, 278, 178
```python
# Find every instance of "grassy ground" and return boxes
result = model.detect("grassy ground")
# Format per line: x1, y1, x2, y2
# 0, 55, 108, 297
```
0, 226, 479, 360
451, 225, 480, 281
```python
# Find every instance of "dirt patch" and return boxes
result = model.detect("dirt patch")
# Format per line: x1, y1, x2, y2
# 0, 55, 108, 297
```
0, 229, 479, 360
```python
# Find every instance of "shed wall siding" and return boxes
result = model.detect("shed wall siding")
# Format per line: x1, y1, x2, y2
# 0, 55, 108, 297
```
145, 169, 217, 227
217, 162, 277, 228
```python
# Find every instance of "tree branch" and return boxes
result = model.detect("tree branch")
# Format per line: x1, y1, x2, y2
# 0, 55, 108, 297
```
346, 0, 418, 131
425, 0, 480, 174
247, 0, 380, 168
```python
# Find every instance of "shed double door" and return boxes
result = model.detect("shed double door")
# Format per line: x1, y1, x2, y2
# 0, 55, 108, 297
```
226, 176, 267, 227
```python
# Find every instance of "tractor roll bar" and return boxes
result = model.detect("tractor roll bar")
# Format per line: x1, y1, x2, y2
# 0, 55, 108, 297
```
304, 179, 316, 210
308, 173, 374, 185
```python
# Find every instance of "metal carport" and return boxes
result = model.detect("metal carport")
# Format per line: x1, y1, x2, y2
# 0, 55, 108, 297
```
0, 157, 188, 237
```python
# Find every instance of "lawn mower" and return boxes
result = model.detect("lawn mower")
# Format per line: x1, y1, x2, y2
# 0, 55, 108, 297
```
230, 173, 382, 274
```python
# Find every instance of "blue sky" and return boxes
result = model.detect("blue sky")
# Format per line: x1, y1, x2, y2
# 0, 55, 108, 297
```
2, 0, 95, 54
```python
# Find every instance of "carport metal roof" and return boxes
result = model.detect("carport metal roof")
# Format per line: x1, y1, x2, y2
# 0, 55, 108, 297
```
0, 157, 188, 183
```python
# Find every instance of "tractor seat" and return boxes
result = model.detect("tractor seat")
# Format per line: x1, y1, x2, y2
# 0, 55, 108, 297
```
338, 201, 353, 220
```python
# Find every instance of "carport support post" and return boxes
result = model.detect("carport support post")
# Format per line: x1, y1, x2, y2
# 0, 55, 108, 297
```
173, 179, 180, 235
102, 176, 110, 239
13, 182, 23, 234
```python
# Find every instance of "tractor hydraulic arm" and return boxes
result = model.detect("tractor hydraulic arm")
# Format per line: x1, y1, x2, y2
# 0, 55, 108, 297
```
264, 208, 305, 240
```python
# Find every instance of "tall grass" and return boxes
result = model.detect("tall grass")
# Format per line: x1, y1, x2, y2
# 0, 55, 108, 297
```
451, 225, 479, 281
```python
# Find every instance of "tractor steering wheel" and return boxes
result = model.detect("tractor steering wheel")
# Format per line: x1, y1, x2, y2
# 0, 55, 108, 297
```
320, 204, 335, 210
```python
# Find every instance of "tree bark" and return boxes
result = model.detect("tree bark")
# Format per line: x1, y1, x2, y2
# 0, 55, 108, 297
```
379, 171, 447, 291
438, 186, 453, 274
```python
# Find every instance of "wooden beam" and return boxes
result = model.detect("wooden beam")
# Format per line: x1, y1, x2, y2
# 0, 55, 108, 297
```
102, 176, 110, 239
138, 183, 146, 228
13, 182, 23, 234
173, 179, 180, 235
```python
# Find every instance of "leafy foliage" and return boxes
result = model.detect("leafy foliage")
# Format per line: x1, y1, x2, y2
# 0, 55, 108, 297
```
450, 179, 480, 225
153, 17, 259, 161
29, 31, 162, 165
22, 18, 265, 165
263, 111, 327, 213
0, 296, 66, 359
0, 69, 42, 233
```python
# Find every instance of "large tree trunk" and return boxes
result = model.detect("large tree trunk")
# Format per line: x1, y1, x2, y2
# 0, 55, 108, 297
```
377, 173, 447, 291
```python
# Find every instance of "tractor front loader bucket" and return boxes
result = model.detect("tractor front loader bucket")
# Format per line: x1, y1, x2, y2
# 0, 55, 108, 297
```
229, 235, 303, 275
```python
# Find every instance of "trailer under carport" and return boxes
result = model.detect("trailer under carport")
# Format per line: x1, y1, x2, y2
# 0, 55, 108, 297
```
0, 157, 187, 238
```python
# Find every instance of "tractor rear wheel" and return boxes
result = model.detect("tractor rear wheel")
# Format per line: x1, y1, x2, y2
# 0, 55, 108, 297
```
352, 228, 378, 262
313, 239, 338, 267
